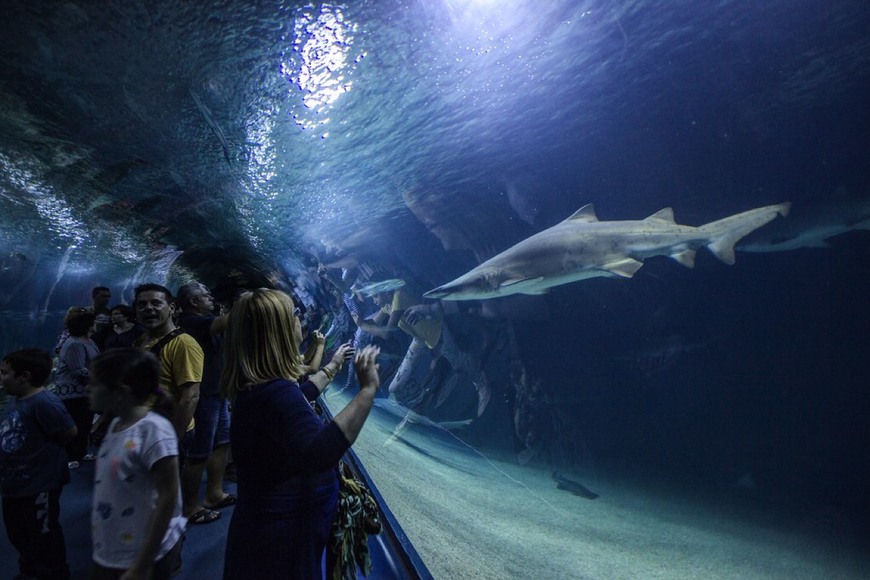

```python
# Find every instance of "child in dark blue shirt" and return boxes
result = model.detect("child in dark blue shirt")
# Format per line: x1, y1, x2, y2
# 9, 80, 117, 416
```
0, 348, 77, 580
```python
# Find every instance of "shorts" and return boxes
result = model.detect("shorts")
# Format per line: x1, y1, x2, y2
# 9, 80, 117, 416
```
184, 395, 230, 461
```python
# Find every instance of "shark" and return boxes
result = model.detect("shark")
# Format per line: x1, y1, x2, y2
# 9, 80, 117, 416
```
615, 334, 718, 376
424, 202, 790, 300
738, 196, 870, 252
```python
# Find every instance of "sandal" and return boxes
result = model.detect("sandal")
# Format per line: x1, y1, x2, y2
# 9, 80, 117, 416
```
203, 493, 237, 510
188, 508, 221, 525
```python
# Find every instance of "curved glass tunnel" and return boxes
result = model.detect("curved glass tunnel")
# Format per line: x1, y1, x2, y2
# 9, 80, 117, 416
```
2, 1, 870, 578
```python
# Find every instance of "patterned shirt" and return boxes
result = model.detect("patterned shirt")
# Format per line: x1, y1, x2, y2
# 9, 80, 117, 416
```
0, 390, 74, 497
91, 412, 186, 568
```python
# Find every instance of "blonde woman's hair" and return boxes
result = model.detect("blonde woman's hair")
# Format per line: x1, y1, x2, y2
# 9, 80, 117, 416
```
220, 289, 304, 400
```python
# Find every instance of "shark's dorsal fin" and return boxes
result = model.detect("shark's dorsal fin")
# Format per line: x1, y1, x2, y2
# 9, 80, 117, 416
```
565, 204, 598, 223
644, 207, 675, 223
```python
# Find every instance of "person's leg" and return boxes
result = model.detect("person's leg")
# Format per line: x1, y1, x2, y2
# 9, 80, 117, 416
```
3, 495, 37, 577
181, 398, 221, 521
203, 399, 231, 506
439, 326, 490, 416
31, 488, 70, 580
63, 397, 92, 461
386, 337, 426, 397
224, 446, 236, 483
150, 534, 184, 580
180, 457, 207, 518
203, 444, 231, 505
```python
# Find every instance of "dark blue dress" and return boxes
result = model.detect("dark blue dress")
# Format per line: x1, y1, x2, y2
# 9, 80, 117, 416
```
223, 379, 350, 580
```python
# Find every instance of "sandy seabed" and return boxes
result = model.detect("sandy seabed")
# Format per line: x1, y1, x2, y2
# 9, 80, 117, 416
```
325, 391, 868, 579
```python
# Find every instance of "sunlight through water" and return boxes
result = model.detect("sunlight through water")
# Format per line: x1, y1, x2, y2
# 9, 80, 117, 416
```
283, 4, 361, 133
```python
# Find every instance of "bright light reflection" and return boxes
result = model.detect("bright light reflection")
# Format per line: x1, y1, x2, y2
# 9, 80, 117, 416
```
0, 151, 87, 246
244, 113, 278, 199
283, 4, 359, 131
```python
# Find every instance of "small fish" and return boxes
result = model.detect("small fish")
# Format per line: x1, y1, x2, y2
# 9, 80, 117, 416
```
552, 471, 599, 500
354, 278, 406, 297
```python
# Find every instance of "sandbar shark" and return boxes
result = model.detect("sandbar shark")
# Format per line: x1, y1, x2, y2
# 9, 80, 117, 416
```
738, 196, 870, 252
425, 202, 790, 300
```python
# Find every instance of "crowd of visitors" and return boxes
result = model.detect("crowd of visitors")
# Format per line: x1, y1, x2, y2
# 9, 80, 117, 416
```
1, 197, 567, 579
0, 282, 382, 579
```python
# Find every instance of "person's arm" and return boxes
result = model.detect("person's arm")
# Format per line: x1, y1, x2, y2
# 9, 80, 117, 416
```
120, 455, 179, 580
351, 310, 396, 339
302, 331, 326, 370
43, 397, 77, 446
57, 425, 77, 446
209, 314, 229, 335
63, 341, 91, 383
403, 302, 445, 325
172, 382, 200, 440
332, 345, 380, 444
304, 343, 355, 396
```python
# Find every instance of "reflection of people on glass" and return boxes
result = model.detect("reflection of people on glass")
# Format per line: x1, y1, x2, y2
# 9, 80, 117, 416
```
352, 283, 491, 416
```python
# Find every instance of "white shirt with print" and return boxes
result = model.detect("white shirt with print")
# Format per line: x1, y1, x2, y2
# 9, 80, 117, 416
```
91, 412, 186, 568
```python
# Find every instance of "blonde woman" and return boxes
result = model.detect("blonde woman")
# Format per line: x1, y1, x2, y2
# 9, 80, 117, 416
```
220, 289, 379, 580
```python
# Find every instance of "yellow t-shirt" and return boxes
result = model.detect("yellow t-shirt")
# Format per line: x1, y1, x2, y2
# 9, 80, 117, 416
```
137, 331, 204, 431
386, 289, 443, 349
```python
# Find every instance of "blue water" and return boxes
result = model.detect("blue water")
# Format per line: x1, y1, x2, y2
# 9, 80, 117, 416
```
1, 0, 869, 576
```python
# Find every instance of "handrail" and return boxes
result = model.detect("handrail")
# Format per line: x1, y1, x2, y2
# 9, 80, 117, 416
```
321, 403, 433, 579
342, 446, 434, 580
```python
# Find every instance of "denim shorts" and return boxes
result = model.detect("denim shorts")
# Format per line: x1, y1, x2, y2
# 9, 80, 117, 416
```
184, 395, 230, 461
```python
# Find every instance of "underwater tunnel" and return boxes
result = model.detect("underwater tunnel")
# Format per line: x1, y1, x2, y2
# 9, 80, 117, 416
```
2, 1, 870, 578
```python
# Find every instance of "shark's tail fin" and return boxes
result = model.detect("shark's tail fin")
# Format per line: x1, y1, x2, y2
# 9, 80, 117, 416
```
699, 202, 791, 264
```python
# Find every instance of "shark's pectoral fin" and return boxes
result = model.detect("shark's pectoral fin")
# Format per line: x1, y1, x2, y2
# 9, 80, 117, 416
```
605, 257, 643, 278
670, 248, 696, 268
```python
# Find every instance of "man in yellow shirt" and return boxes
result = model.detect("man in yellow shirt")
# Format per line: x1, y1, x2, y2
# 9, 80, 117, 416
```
133, 284, 217, 524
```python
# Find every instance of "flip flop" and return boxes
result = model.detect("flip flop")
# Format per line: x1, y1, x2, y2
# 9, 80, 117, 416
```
188, 508, 221, 525
203, 493, 237, 510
